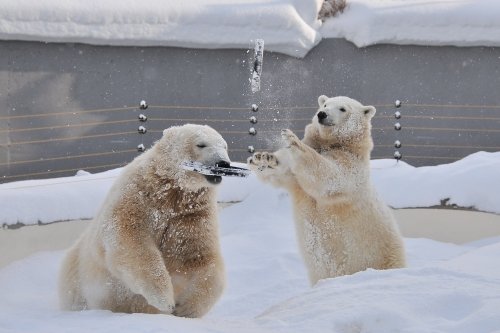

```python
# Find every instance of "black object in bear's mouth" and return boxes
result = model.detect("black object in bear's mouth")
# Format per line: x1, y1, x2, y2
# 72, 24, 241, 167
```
181, 161, 251, 178
204, 175, 223, 184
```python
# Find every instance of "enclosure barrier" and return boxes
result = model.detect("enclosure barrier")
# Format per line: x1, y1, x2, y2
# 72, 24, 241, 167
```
1, 101, 499, 183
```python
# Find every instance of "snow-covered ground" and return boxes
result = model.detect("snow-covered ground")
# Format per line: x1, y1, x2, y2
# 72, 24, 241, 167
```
1, 0, 499, 57
1, 151, 499, 227
2, 2, 500, 330
1, 157, 500, 332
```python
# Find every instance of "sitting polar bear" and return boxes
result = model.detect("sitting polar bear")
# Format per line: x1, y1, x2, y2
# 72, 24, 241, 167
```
248, 96, 406, 285
59, 124, 228, 317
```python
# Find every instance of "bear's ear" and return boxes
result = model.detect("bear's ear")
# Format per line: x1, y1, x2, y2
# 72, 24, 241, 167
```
318, 95, 329, 107
363, 105, 376, 118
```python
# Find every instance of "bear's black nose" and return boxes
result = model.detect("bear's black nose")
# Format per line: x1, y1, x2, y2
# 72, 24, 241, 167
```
215, 160, 230, 168
317, 111, 327, 120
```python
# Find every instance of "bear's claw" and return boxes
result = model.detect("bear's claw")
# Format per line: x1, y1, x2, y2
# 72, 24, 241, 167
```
248, 152, 278, 171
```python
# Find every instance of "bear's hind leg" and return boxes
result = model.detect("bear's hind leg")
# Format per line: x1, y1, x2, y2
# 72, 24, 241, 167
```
59, 245, 87, 310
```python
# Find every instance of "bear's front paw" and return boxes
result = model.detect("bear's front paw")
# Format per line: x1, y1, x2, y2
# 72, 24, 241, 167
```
148, 291, 175, 314
173, 301, 202, 318
247, 152, 279, 171
281, 129, 302, 150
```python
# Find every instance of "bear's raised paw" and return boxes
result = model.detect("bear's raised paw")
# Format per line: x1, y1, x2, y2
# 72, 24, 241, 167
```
281, 129, 302, 150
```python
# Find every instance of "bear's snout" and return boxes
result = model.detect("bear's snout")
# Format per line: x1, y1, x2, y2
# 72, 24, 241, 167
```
318, 111, 328, 124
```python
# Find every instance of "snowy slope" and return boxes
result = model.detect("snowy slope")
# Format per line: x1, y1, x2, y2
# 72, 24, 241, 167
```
2, 0, 500, 57
1, 180, 499, 333
1, 151, 500, 227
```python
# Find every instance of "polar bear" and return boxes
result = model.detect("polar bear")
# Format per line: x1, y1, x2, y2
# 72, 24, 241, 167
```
59, 124, 228, 317
248, 96, 406, 285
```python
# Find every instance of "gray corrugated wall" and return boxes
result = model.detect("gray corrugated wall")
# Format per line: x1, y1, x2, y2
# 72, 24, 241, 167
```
1, 39, 499, 182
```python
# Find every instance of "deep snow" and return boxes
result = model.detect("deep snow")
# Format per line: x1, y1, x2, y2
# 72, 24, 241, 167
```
1, 0, 500, 57
1, 172, 500, 332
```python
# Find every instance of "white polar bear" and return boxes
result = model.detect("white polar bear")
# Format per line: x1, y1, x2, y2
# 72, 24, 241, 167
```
59, 124, 228, 317
248, 96, 406, 285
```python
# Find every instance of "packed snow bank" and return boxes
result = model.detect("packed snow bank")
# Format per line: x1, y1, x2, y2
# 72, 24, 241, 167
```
1, 181, 499, 333
321, 0, 500, 48
0, 0, 322, 58
371, 151, 500, 214
2, 0, 500, 58
1, 152, 499, 227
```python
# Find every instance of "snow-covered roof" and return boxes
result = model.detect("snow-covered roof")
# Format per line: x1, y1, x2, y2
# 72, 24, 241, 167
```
0, 0, 499, 57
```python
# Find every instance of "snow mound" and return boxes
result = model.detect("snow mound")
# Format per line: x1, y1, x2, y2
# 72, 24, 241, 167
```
257, 264, 500, 333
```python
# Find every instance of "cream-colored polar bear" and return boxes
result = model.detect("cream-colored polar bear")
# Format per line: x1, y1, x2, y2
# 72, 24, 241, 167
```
248, 96, 406, 285
59, 124, 228, 317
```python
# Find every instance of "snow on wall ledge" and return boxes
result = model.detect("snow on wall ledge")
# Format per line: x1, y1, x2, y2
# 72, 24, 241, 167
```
320, 0, 500, 48
2, 0, 500, 58
1, 152, 499, 227
0, 0, 322, 58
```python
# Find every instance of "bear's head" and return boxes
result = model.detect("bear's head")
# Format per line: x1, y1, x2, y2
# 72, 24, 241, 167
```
307, 95, 376, 152
153, 124, 230, 189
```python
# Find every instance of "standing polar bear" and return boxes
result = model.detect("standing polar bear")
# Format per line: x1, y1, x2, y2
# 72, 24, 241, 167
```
59, 124, 228, 317
248, 96, 406, 285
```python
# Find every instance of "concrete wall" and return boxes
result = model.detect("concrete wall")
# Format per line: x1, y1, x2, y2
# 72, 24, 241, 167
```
1, 39, 499, 182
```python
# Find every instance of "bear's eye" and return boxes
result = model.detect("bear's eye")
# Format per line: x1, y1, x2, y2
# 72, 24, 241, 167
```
339, 107, 346, 112
324, 104, 327, 108
196, 143, 207, 148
